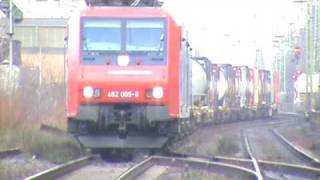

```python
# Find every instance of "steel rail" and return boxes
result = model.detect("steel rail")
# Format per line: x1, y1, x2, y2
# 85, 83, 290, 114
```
271, 129, 320, 167
212, 155, 254, 169
243, 118, 300, 129
115, 155, 258, 180
115, 156, 154, 180
159, 114, 316, 179
0, 147, 21, 158
243, 130, 264, 180
166, 151, 320, 179
165, 151, 320, 179
24, 155, 94, 180
164, 150, 253, 169
167, 150, 320, 177
259, 160, 320, 179
203, 114, 301, 131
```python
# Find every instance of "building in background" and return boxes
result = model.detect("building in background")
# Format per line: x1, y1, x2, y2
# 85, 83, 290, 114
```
11, 0, 85, 82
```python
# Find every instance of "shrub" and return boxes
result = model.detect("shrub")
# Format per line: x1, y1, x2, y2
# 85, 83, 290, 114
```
23, 131, 83, 164
0, 161, 4, 180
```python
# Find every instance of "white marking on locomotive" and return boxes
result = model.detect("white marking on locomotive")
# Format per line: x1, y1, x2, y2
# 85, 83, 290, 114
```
108, 70, 153, 75
107, 91, 140, 98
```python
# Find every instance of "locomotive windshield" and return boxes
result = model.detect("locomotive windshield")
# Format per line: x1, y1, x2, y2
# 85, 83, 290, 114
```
81, 18, 167, 65
82, 20, 121, 51
126, 20, 164, 51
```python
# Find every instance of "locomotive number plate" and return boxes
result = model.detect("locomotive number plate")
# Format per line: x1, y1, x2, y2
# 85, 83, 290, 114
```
107, 91, 139, 98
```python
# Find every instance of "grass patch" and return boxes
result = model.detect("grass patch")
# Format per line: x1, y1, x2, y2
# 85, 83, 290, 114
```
178, 141, 197, 153
239, 171, 256, 180
182, 169, 227, 180
217, 135, 239, 156
0, 130, 25, 150
310, 143, 320, 152
300, 125, 310, 135
0, 161, 4, 180
23, 130, 83, 164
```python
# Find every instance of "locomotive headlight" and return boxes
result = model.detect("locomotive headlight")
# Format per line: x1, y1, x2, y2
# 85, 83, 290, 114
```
117, 55, 130, 66
83, 86, 94, 98
152, 86, 164, 99
83, 87, 101, 98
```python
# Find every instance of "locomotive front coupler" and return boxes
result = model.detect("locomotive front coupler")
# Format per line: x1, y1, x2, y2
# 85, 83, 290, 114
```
118, 110, 128, 138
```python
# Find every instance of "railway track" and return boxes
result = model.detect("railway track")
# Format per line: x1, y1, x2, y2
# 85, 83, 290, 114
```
165, 149, 320, 180
116, 144, 320, 180
24, 153, 137, 180
244, 128, 320, 179
211, 113, 301, 128
164, 150, 253, 169
24, 155, 94, 180
115, 155, 258, 180
271, 129, 320, 167
23, 113, 319, 179
242, 130, 263, 180
23, 150, 257, 180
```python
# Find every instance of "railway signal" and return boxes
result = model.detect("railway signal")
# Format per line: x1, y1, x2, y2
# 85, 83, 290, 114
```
292, 47, 303, 64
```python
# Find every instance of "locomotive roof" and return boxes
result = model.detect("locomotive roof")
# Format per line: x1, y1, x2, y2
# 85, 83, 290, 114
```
80, 7, 170, 18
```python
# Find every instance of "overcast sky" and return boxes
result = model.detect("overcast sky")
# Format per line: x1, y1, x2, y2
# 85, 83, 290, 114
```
163, 0, 303, 69
1, 0, 303, 70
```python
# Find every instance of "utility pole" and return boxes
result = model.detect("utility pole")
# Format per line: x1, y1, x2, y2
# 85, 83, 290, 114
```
283, 42, 287, 98
305, 1, 314, 113
279, 38, 288, 101
8, 0, 13, 92
306, 1, 311, 113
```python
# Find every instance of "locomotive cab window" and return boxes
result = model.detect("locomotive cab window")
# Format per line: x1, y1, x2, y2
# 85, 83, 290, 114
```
82, 20, 121, 51
81, 18, 167, 65
126, 20, 165, 52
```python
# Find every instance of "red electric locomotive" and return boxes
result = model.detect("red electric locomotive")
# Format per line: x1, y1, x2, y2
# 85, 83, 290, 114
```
66, 7, 192, 148
65, 6, 277, 149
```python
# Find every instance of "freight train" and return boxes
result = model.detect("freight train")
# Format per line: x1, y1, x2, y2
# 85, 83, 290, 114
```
65, 6, 278, 149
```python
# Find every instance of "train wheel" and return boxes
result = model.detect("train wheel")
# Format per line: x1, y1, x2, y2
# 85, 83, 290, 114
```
175, 119, 188, 138
167, 120, 179, 138
249, 110, 255, 120
226, 112, 231, 122
156, 122, 169, 136
217, 113, 223, 124
304, 112, 310, 121
213, 112, 218, 124
268, 107, 273, 118
230, 112, 236, 122
244, 111, 250, 121
239, 111, 244, 121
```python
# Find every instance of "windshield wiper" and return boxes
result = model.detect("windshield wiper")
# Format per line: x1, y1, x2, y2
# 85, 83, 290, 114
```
83, 37, 89, 51
157, 33, 164, 55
